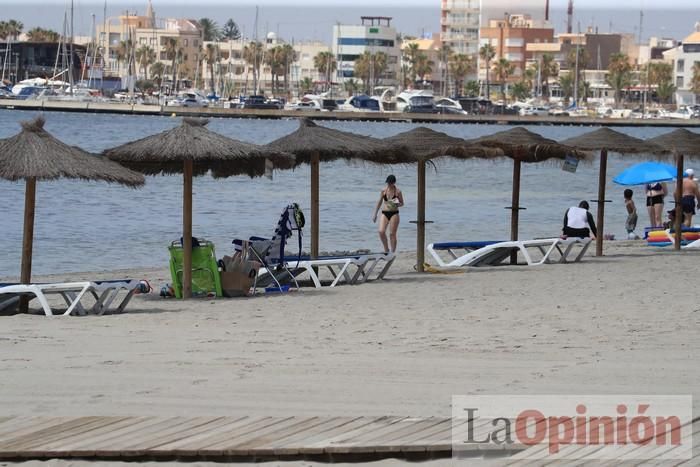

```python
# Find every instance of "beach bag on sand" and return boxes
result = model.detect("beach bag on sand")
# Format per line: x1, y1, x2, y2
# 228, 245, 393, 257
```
220, 241, 260, 297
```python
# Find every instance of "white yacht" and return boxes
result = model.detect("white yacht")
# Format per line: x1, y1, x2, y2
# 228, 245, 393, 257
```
395, 89, 436, 113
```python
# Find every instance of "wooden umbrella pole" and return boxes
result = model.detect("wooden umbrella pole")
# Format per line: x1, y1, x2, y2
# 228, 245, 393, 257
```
510, 159, 522, 265
182, 159, 193, 299
595, 149, 608, 257
311, 151, 320, 259
675, 152, 684, 251
416, 159, 426, 272
19, 177, 37, 313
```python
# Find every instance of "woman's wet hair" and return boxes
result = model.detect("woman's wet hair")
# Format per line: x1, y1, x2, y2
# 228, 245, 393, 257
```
385, 174, 397, 184
579, 200, 590, 210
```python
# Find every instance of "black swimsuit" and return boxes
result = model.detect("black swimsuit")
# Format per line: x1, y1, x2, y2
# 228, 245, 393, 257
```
382, 189, 399, 221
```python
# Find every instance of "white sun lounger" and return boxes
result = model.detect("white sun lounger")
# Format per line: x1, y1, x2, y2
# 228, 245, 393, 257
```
0, 279, 141, 316
427, 238, 591, 268
0, 282, 92, 316
259, 252, 396, 289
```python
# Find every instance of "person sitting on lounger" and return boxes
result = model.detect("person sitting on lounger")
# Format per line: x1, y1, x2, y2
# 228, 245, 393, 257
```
372, 174, 404, 253
562, 201, 597, 239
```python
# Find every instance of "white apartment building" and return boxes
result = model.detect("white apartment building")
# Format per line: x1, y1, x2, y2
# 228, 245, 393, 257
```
440, 0, 481, 57
201, 37, 330, 97
332, 16, 401, 88
664, 27, 700, 106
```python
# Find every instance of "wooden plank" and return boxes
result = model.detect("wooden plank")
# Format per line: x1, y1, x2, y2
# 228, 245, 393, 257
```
0, 417, 69, 445
63, 417, 181, 456
296, 417, 387, 455
229, 417, 342, 456
271, 417, 360, 456
167, 417, 275, 456
148, 416, 250, 452
13, 417, 132, 454
195, 417, 294, 455
323, 417, 412, 454
0, 417, 105, 452
200, 417, 311, 455
117, 417, 231, 455
92, 417, 194, 455
35, 417, 149, 453
367, 418, 448, 453
376, 418, 453, 453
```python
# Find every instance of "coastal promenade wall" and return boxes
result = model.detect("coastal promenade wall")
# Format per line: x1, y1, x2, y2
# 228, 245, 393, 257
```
1, 98, 698, 128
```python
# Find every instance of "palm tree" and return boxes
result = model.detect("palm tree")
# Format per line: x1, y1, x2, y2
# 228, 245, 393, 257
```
464, 80, 480, 97
371, 51, 388, 89
0, 20, 23, 40
559, 73, 574, 105
264, 46, 284, 94
26, 27, 60, 42
279, 43, 296, 97
135, 45, 156, 80
313, 51, 336, 92
437, 43, 453, 95
403, 42, 420, 86
540, 53, 558, 100
353, 52, 371, 93
493, 57, 514, 102
222, 19, 241, 40
448, 53, 475, 98
691, 62, 700, 97
642, 62, 674, 103
243, 41, 264, 94
414, 53, 433, 88
479, 44, 496, 99
115, 39, 133, 76
344, 78, 359, 96
204, 43, 220, 94
198, 18, 221, 42
606, 53, 633, 106
164, 37, 179, 88
150, 61, 165, 88
510, 81, 530, 101
299, 77, 314, 94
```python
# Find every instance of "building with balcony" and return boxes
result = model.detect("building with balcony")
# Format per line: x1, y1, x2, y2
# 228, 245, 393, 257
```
332, 17, 400, 89
664, 27, 700, 106
96, 0, 202, 87
441, 0, 480, 59
479, 14, 554, 82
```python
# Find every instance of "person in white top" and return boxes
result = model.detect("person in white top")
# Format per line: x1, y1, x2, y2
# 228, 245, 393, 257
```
562, 201, 597, 238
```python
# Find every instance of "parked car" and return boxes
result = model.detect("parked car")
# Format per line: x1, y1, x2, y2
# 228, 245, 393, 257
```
519, 106, 550, 117
243, 95, 283, 110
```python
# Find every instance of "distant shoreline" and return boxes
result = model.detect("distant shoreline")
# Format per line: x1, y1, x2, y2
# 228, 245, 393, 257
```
1, 99, 698, 128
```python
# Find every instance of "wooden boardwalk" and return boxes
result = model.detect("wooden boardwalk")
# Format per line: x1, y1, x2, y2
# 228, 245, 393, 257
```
0, 415, 525, 462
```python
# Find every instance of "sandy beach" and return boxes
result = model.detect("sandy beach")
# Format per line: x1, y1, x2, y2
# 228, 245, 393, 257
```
0, 241, 698, 466
1, 241, 697, 417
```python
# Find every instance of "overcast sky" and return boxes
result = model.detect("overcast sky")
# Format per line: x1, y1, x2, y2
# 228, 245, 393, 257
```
19, 0, 700, 6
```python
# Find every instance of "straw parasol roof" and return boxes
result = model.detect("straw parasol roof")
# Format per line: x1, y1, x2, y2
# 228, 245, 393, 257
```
647, 129, 700, 157
560, 127, 669, 155
383, 127, 505, 160
266, 118, 414, 165
469, 127, 588, 162
0, 116, 144, 187
104, 118, 295, 176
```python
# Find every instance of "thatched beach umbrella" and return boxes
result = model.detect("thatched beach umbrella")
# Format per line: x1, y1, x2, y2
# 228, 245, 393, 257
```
561, 128, 669, 256
469, 127, 587, 263
266, 118, 412, 258
384, 127, 504, 271
0, 116, 145, 311
104, 118, 294, 298
648, 129, 700, 250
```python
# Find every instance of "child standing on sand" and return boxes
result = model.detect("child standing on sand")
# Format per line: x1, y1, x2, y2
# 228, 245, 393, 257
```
624, 189, 639, 239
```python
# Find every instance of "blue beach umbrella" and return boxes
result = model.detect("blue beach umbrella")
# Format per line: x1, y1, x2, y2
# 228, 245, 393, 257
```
613, 161, 677, 186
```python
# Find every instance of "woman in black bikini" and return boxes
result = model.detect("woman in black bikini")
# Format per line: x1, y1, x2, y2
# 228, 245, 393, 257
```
645, 182, 667, 227
373, 175, 404, 253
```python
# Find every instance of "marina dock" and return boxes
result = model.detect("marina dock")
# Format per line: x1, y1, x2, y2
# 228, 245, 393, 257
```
1, 98, 699, 127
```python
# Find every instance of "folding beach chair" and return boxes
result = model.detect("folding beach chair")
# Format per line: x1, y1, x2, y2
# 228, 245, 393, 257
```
427, 238, 591, 268
168, 239, 223, 298
233, 204, 307, 292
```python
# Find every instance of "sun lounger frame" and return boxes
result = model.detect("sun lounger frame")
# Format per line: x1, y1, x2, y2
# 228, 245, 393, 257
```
427, 238, 591, 268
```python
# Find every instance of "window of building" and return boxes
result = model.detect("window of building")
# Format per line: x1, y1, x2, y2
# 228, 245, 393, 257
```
184, 39, 189, 47
505, 38, 523, 47
337, 38, 395, 47
683, 43, 700, 53
193, 40, 198, 47
139, 37, 146, 44
677, 59, 684, 72
149, 37, 157, 45
676, 76, 684, 88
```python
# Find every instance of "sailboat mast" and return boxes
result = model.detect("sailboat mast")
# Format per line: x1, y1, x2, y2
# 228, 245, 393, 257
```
69, 0, 75, 94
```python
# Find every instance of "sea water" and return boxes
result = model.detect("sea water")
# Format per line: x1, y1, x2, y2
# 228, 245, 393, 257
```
0, 110, 692, 276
